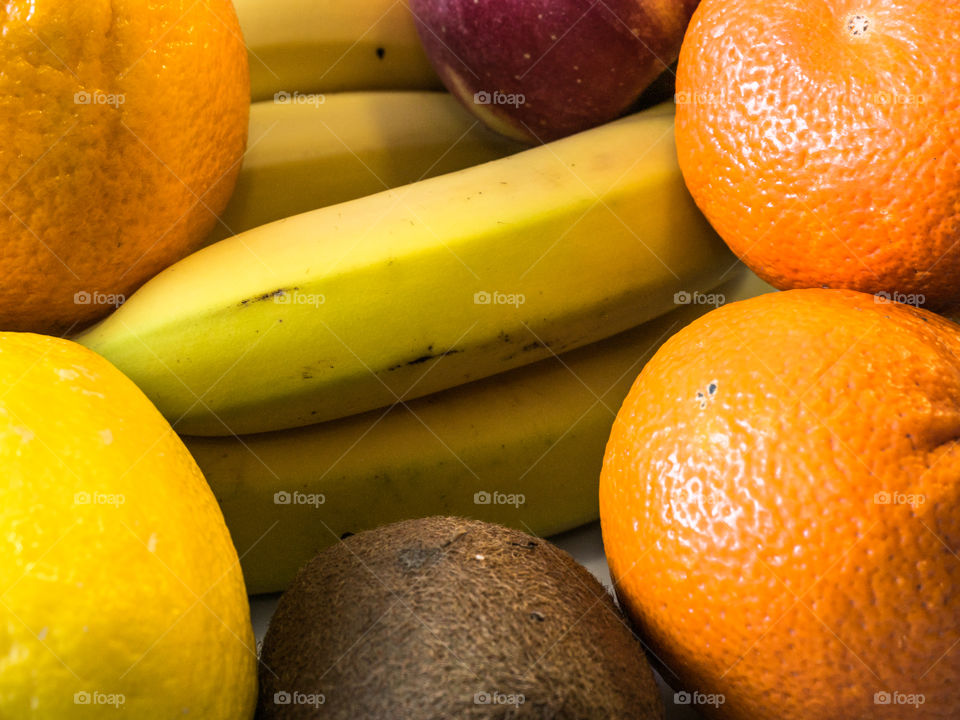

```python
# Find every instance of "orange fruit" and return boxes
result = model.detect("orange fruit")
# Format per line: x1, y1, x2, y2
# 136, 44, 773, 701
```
600, 288, 960, 719
675, 2, 960, 309
0, 1, 249, 334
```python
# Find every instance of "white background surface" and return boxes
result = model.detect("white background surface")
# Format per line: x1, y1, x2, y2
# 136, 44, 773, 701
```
250, 521, 706, 719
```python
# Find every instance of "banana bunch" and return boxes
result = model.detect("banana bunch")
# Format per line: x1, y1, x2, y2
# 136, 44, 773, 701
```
70, 6, 760, 594
186, 271, 774, 594
76, 103, 737, 437
206, 92, 524, 245
235, 0, 442, 101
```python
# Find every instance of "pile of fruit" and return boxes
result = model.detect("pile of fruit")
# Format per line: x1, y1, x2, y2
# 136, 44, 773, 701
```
2, 0, 960, 718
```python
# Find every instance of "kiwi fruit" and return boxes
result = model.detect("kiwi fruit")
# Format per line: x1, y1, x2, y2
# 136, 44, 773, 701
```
256, 516, 663, 719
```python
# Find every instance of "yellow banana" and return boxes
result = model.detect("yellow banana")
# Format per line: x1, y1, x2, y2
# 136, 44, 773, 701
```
236, 0, 442, 102
206, 92, 524, 245
76, 103, 735, 437
187, 271, 774, 594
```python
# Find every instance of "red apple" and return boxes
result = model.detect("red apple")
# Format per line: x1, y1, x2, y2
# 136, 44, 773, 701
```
410, 0, 700, 143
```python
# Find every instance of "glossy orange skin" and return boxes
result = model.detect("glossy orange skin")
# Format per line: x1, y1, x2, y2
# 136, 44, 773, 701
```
601, 289, 960, 719
0, 1, 249, 334
675, 1, 960, 309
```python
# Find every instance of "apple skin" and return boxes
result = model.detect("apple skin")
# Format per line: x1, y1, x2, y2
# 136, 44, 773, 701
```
410, 0, 700, 143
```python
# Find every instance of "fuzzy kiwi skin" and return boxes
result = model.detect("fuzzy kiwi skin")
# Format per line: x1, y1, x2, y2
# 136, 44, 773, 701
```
256, 516, 664, 719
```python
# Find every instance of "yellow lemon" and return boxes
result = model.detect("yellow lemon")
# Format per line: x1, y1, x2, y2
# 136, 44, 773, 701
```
0, 333, 256, 717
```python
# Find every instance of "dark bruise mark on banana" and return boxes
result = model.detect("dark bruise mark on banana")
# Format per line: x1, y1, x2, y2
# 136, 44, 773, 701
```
502, 339, 549, 363
239, 287, 299, 306
387, 348, 463, 371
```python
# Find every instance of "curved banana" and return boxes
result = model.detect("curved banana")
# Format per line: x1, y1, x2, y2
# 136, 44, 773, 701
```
206, 92, 524, 245
187, 271, 774, 594
76, 103, 735, 437
236, 0, 442, 102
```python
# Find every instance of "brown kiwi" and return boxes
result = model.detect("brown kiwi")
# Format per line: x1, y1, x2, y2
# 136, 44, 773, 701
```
256, 516, 664, 719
